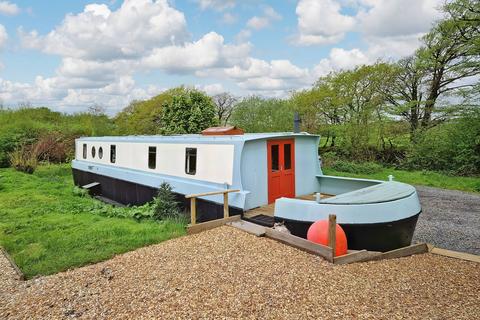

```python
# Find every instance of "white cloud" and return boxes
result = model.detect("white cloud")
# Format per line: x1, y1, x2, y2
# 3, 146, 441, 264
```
0, 76, 155, 115
196, 83, 225, 96
0, 24, 7, 49
20, 0, 188, 60
313, 48, 371, 77
294, 0, 355, 45
228, 58, 311, 81
0, 24, 8, 70
221, 13, 237, 24
246, 16, 269, 30
356, 0, 443, 59
365, 34, 425, 59
0, 76, 65, 104
0, 1, 19, 15
224, 57, 311, 94
235, 29, 252, 42
225, 58, 272, 79
195, 0, 236, 11
238, 77, 287, 91
357, 0, 442, 38
142, 32, 251, 72
246, 6, 281, 30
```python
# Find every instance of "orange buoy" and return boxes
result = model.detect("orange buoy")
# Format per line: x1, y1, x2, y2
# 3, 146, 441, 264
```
307, 220, 348, 256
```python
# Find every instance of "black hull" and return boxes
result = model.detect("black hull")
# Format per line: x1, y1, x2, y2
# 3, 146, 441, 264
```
276, 213, 420, 252
72, 168, 243, 223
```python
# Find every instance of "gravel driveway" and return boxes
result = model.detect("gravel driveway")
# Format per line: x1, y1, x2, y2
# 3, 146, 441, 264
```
1, 227, 479, 319
413, 186, 480, 255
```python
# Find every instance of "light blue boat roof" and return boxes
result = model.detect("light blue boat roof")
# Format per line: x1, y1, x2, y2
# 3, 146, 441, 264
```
76, 132, 319, 143
320, 181, 416, 204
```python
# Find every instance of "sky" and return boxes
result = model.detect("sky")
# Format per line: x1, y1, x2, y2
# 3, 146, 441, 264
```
0, 0, 444, 114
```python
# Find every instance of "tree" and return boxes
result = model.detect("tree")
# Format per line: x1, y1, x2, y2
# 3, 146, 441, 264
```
292, 76, 346, 146
230, 96, 294, 132
212, 92, 237, 126
385, 57, 428, 139
416, 0, 480, 129
160, 87, 218, 134
114, 88, 182, 135
384, 0, 479, 139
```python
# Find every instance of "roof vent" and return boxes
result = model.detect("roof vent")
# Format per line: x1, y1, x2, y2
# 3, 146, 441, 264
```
201, 126, 244, 135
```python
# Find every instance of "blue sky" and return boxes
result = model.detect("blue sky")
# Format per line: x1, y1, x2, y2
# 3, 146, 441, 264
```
0, 0, 443, 114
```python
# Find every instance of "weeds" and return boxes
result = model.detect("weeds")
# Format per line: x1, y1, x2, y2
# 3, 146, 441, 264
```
9, 145, 38, 174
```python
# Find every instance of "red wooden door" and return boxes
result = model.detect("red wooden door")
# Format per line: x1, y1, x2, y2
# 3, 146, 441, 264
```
267, 139, 295, 203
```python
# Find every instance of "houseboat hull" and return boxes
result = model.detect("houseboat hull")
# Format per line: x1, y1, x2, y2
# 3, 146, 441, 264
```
273, 183, 422, 252
72, 168, 243, 222
276, 213, 420, 252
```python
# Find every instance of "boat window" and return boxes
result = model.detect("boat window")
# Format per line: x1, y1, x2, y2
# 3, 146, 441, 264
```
148, 146, 156, 169
284, 143, 291, 170
91, 146, 96, 158
185, 148, 197, 175
110, 145, 116, 163
271, 145, 279, 171
82, 144, 87, 159
98, 147, 103, 159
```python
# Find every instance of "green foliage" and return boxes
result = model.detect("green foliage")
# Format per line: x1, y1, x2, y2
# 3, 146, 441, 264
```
230, 96, 294, 132
0, 107, 115, 167
160, 87, 218, 134
323, 165, 480, 193
114, 88, 182, 135
330, 160, 383, 175
403, 110, 480, 175
152, 182, 183, 220
0, 163, 186, 278
72, 186, 89, 197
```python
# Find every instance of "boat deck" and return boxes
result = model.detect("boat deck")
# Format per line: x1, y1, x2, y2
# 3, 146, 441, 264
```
245, 193, 333, 219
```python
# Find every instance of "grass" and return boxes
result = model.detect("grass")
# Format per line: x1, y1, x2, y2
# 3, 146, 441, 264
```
323, 166, 480, 193
0, 163, 186, 279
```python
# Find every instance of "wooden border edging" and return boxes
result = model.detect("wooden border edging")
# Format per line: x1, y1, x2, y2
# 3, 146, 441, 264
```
377, 243, 428, 261
265, 228, 334, 262
227, 220, 266, 237
187, 215, 241, 235
334, 250, 382, 265
428, 245, 480, 263
334, 243, 428, 264
0, 246, 24, 281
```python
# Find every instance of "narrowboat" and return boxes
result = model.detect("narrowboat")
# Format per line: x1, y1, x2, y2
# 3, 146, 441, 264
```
71, 126, 421, 251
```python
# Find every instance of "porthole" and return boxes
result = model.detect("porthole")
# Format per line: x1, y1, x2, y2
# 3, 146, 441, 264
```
91, 146, 96, 158
98, 147, 103, 159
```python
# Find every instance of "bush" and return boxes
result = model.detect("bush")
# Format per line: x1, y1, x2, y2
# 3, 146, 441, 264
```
403, 111, 480, 175
33, 132, 71, 163
9, 145, 38, 174
319, 151, 338, 168
152, 182, 183, 220
330, 160, 383, 174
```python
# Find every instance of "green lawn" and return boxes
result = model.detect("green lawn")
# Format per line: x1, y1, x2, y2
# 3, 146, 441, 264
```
323, 167, 480, 193
0, 164, 185, 279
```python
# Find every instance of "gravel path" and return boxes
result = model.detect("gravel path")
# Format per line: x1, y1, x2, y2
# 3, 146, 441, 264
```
413, 186, 480, 255
1, 226, 479, 319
